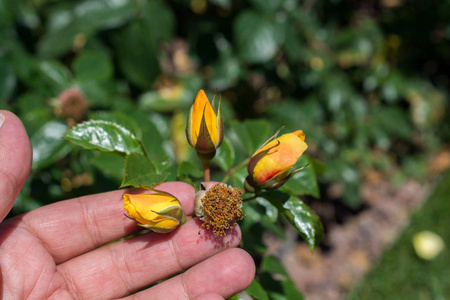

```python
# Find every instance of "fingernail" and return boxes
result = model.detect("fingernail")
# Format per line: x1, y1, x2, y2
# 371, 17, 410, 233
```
0, 113, 5, 129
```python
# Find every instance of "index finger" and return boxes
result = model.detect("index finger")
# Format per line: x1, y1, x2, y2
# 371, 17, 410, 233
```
12, 181, 195, 264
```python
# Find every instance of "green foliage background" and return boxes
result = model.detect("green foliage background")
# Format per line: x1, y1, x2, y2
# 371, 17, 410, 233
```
1, 0, 449, 298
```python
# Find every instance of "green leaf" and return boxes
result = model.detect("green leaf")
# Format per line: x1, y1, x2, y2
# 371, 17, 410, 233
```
234, 10, 282, 63
64, 120, 143, 156
91, 152, 125, 183
88, 111, 142, 140
74, 0, 136, 30
140, 0, 175, 43
248, 0, 281, 13
38, 0, 136, 57
230, 119, 271, 155
260, 255, 288, 277
39, 61, 72, 90
121, 153, 169, 189
0, 55, 16, 104
264, 191, 324, 251
213, 137, 235, 171
138, 89, 192, 112
72, 50, 113, 82
177, 160, 203, 179
255, 197, 278, 222
114, 21, 160, 89
245, 279, 270, 300
31, 121, 72, 171
280, 279, 304, 300
281, 156, 320, 198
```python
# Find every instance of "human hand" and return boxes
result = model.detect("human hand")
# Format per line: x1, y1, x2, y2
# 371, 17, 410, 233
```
0, 111, 255, 299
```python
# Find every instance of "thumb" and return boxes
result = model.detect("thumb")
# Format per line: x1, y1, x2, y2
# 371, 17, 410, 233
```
0, 110, 32, 222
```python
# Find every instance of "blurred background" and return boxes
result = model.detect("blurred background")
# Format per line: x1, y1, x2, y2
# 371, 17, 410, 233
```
1, 0, 449, 299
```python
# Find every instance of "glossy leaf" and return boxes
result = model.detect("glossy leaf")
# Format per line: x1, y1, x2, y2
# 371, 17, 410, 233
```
64, 120, 143, 156
31, 121, 72, 171
264, 191, 324, 251
121, 153, 169, 189
88, 111, 142, 141
255, 197, 278, 222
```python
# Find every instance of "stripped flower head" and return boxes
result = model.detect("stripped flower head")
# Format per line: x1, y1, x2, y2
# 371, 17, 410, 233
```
194, 183, 244, 237
186, 89, 223, 161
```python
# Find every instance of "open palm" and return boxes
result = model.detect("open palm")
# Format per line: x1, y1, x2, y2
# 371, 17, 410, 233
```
0, 111, 255, 299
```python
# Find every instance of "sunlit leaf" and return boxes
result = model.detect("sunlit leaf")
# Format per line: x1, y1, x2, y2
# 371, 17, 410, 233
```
264, 191, 323, 251
256, 197, 278, 222
31, 121, 72, 170
64, 120, 143, 156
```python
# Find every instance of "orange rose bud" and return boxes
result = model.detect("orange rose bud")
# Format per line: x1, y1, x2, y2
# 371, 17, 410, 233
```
244, 130, 308, 191
186, 89, 223, 161
123, 190, 186, 233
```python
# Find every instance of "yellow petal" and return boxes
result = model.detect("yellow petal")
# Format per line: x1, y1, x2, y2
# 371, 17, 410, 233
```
191, 90, 218, 145
124, 193, 180, 229
253, 130, 308, 185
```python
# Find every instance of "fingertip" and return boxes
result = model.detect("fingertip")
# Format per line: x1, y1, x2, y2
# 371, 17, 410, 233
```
0, 110, 32, 221
223, 248, 256, 293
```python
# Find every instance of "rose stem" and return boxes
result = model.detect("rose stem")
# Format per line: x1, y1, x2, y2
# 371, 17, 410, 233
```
203, 160, 210, 182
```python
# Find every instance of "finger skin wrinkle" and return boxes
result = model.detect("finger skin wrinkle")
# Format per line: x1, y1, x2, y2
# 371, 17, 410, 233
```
169, 234, 189, 300
169, 233, 187, 272
57, 264, 83, 300
107, 242, 135, 297
77, 197, 103, 251
179, 271, 190, 300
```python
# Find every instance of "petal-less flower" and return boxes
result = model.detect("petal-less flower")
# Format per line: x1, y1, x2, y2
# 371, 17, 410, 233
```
245, 130, 308, 191
123, 190, 186, 233
186, 89, 223, 161
194, 183, 244, 237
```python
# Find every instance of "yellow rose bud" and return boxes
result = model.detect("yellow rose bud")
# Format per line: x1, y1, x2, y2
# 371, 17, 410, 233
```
123, 190, 187, 233
245, 130, 308, 191
186, 89, 223, 161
